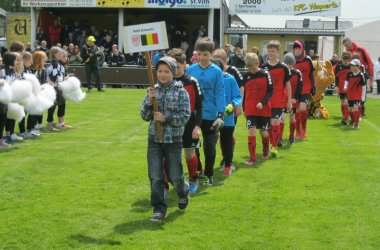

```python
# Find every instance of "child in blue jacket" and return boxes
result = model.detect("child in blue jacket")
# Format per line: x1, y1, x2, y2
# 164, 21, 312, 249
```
212, 57, 242, 176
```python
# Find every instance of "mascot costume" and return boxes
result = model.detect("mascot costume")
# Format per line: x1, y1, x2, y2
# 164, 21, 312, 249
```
308, 60, 335, 119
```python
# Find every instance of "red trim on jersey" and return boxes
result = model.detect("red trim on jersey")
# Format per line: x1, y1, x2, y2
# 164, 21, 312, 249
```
334, 63, 350, 93
295, 56, 313, 94
243, 70, 272, 117
346, 72, 365, 100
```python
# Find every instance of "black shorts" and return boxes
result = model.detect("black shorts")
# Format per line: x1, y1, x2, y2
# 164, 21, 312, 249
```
182, 117, 199, 148
246, 116, 270, 130
348, 100, 361, 107
339, 93, 347, 100
271, 108, 284, 119
300, 94, 311, 104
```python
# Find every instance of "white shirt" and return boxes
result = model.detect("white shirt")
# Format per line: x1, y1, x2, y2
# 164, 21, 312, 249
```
375, 61, 380, 80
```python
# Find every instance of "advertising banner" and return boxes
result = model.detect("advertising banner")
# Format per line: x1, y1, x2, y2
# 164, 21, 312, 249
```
6, 14, 31, 46
229, 0, 341, 16
22, 0, 221, 8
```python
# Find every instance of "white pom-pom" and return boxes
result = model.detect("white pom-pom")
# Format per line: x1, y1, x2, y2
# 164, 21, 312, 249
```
59, 76, 85, 102
63, 89, 86, 102
7, 103, 25, 122
40, 84, 57, 102
24, 95, 54, 115
0, 80, 13, 104
23, 73, 41, 96
11, 79, 33, 102
59, 77, 81, 93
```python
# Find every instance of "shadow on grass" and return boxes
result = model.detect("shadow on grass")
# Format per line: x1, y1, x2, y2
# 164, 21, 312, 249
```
114, 210, 184, 235
70, 234, 121, 246
328, 122, 354, 131
0, 145, 20, 153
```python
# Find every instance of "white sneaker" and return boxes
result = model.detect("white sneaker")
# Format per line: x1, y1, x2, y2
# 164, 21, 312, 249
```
29, 130, 41, 137
231, 164, 236, 172
20, 132, 32, 139
11, 133, 23, 141
0, 139, 11, 148
35, 124, 43, 129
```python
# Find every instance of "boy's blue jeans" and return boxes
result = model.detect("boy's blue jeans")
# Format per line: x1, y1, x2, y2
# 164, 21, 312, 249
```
147, 140, 186, 214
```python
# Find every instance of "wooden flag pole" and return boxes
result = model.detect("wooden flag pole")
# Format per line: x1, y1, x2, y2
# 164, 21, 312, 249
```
145, 51, 163, 141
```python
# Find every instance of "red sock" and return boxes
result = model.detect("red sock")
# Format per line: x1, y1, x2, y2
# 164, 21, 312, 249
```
279, 122, 285, 140
271, 125, 280, 147
301, 111, 308, 137
289, 121, 296, 139
340, 105, 345, 119
268, 126, 273, 144
353, 110, 360, 126
349, 111, 354, 122
262, 136, 269, 156
248, 136, 256, 160
186, 155, 198, 179
344, 104, 349, 121
295, 112, 301, 138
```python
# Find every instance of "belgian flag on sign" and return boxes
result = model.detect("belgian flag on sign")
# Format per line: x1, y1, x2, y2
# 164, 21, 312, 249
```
141, 33, 159, 46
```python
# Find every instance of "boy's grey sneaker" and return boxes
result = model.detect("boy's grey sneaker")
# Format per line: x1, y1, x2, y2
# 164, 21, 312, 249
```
178, 182, 189, 210
150, 212, 165, 222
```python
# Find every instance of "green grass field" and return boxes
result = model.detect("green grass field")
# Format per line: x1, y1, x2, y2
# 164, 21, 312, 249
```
1, 89, 380, 249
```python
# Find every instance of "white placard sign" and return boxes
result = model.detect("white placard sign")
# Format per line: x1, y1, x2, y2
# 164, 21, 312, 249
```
122, 21, 169, 54
229, 0, 341, 16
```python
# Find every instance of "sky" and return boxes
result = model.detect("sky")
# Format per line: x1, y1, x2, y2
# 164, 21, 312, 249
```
237, 0, 380, 28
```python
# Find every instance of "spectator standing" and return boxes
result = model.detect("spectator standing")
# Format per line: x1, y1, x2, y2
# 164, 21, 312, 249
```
81, 36, 104, 92
36, 26, 46, 43
252, 46, 264, 65
229, 46, 246, 68
375, 57, 380, 95
48, 20, 62, 46
77, 30, 88, 47
64, 32, 77, 47
223, 44, 232, 59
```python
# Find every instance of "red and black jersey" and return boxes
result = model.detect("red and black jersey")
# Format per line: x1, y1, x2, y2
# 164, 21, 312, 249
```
346, 71, 366, 101
290, 68, 303, 101
294, 56, 315, 94
226, 65, 244, 88
334, 62, 350, 93
262, 61, 290, 108
242, 69, 273, 117
175, 73, 203, 126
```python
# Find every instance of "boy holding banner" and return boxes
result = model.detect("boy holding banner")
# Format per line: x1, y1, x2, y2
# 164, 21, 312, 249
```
141, 56, 191, 222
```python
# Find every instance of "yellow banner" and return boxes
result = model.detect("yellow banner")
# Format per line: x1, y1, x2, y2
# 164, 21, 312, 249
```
6, 14, 31, 46
96, 0, 144, 8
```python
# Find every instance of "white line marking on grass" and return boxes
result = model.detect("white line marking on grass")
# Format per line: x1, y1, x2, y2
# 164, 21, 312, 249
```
362, 119, 380, 134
